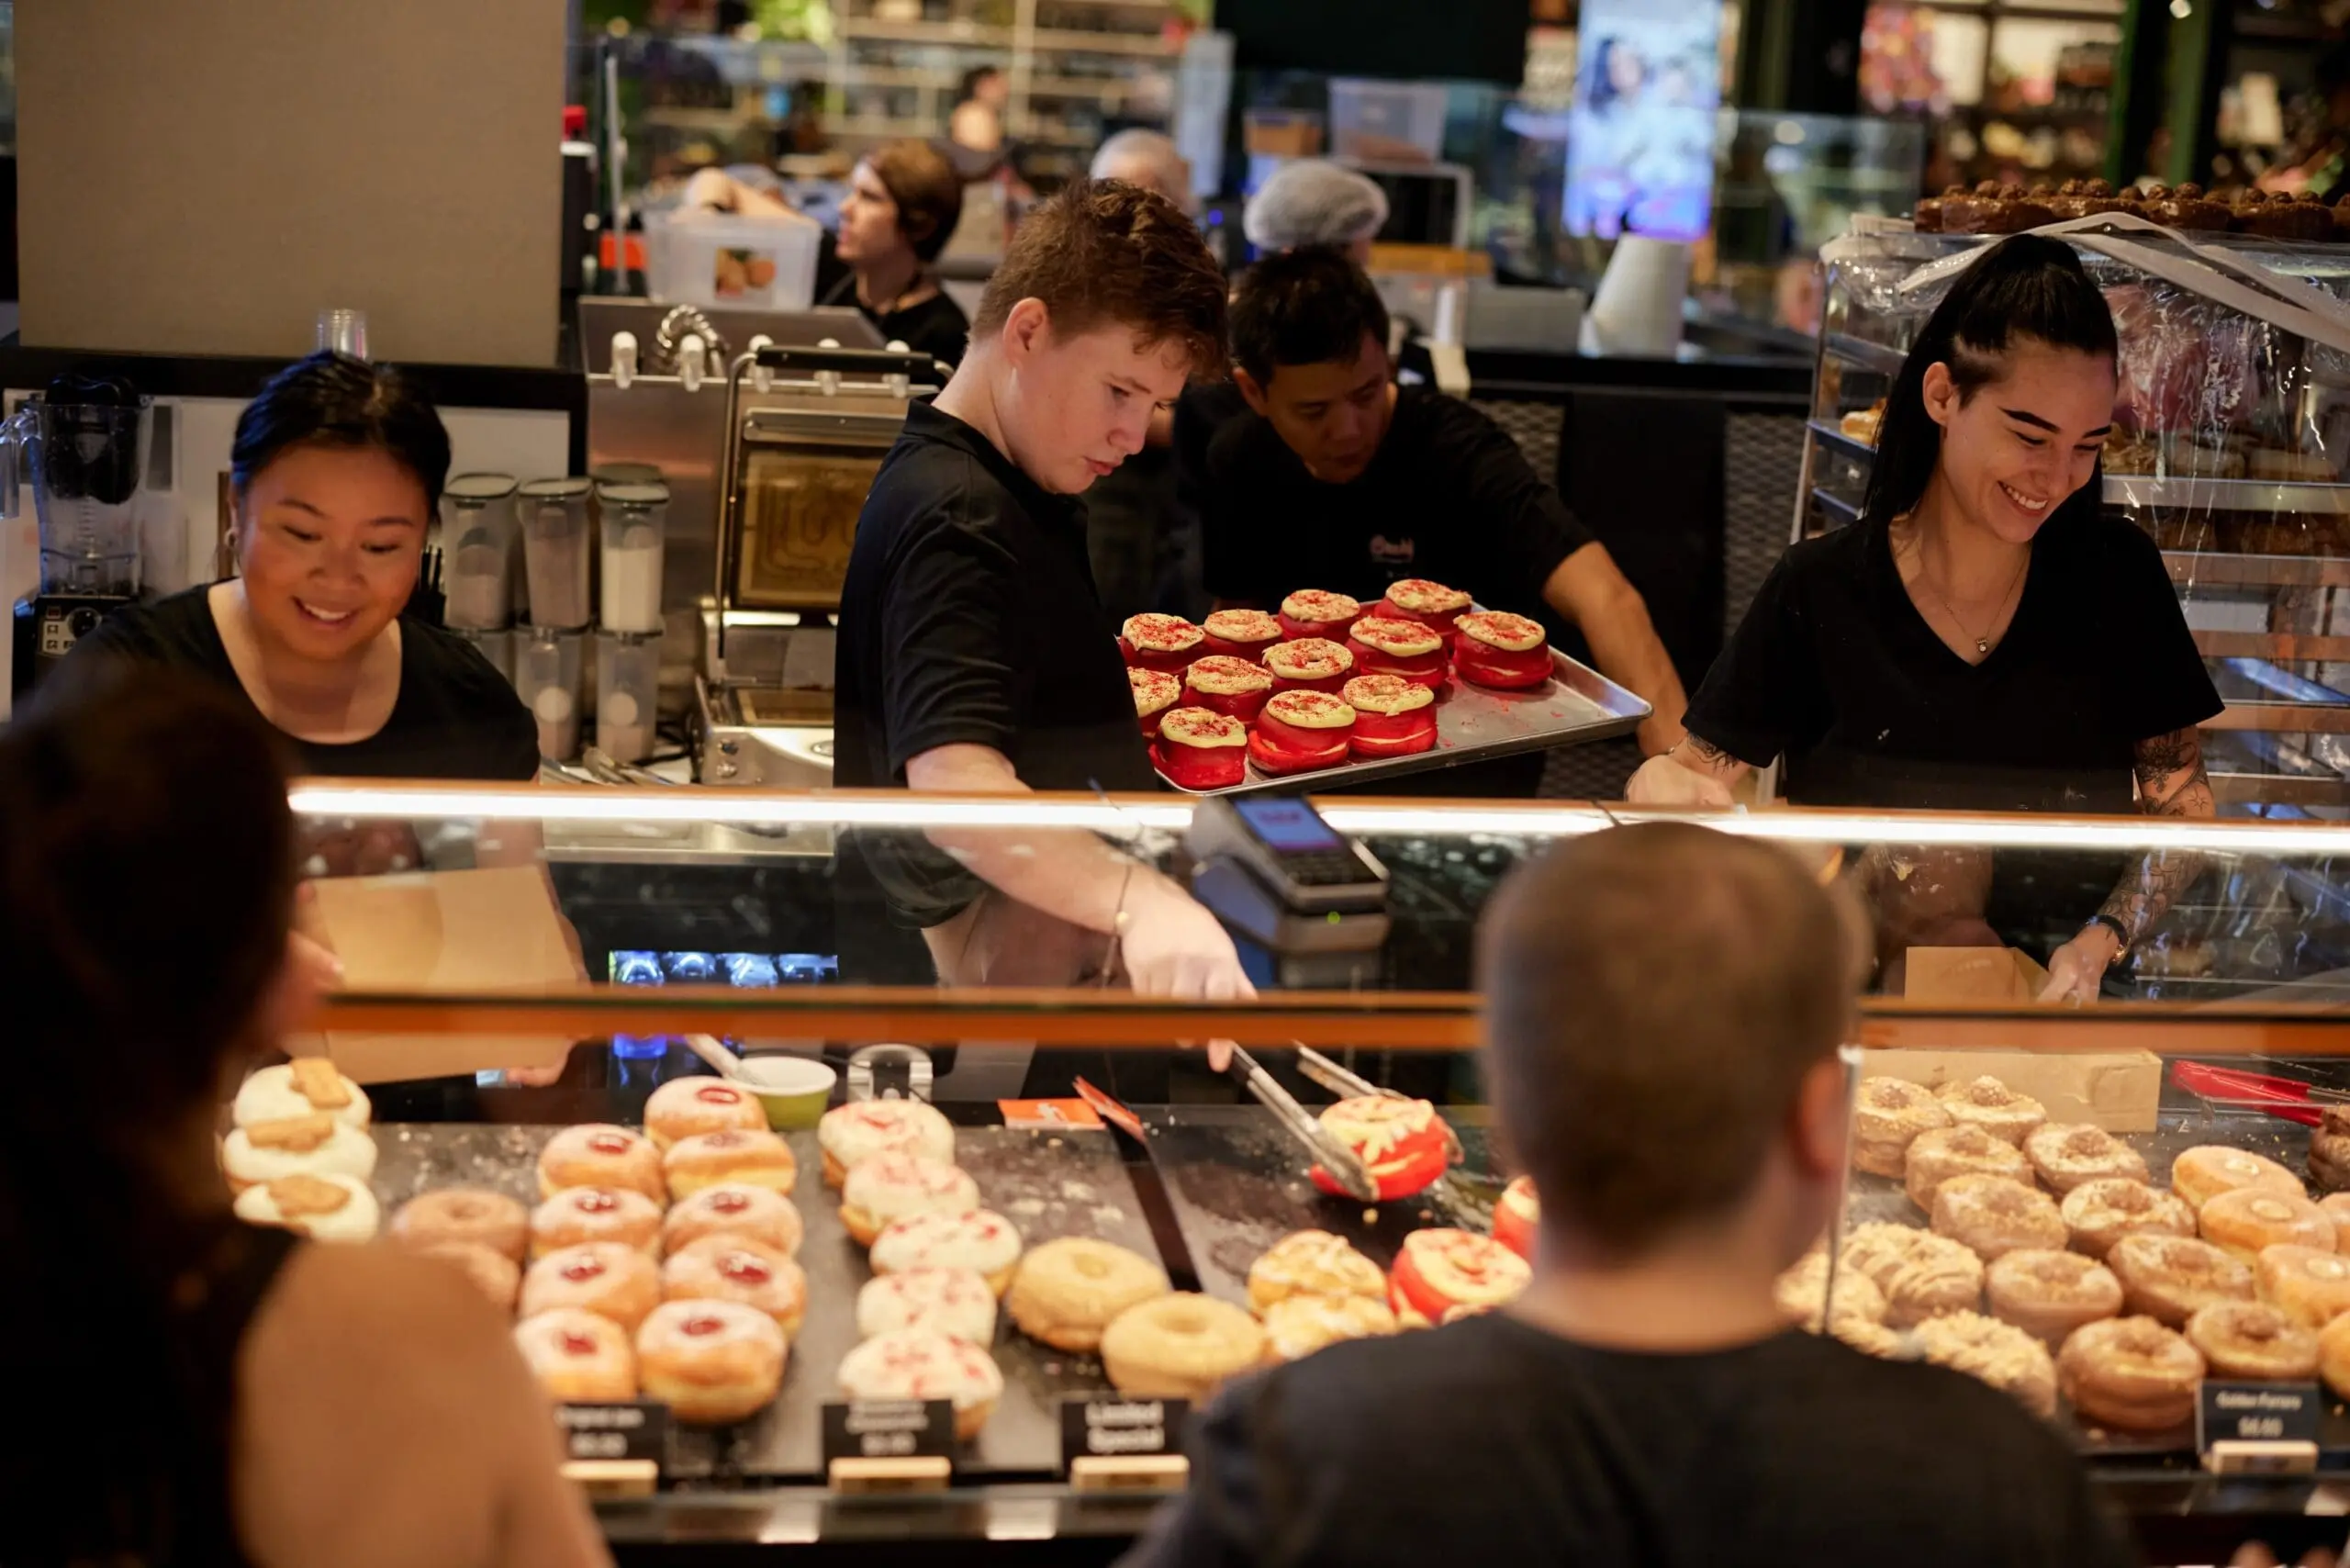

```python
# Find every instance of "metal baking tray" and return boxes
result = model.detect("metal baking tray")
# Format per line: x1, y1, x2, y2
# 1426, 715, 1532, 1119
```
1153, 647, 1650, 798
1132, 1103, 1495, 1307
371, 1119, 1164, 1481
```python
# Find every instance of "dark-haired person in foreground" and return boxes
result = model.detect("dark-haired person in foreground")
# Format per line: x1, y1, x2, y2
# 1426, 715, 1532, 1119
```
0, 668, 607, 1568
1123, 823, 2133, 1568
68, 349, 536, 781
1628, 234, 2221, 1002
1202, 247, 1687, 759
834, 179, 1252, 1036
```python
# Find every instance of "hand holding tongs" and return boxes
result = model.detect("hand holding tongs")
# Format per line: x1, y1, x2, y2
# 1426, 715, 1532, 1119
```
2170, 1060, 2350, 1128
1223, 1046, 1380, 1203
1297, 1046, 1484, 1216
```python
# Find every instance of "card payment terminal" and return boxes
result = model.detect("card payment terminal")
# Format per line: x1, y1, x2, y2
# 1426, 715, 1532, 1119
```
1183, 797, 1389, 988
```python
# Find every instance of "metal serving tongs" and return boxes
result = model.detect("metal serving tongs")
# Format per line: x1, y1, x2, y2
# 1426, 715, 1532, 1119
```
1223, 1046, 1381, 1203
1296, 1046, 1485, 1219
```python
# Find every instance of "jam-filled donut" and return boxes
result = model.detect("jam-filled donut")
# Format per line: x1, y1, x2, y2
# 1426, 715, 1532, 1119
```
520, 1241, 662, 1332
2058, 1316, 2203, 1430
636, 1299, 787, 1425
1102, 1292, 1267, 1402
1490, 1177, 1539, 1261
661, 1233, 808, 1335
390, 1187, 528, 1262
530, 1185, 665, 1259
1388, 1228, 1531, 1328
1006, 1237, 1170, 1352
818, 1099, 957, 1187
837, 1328, 1002, 1439
857, 1268, 999, 1346
538, 1124, 666, 1204
643, 1077, 769, 1151
1247, 1229, 1385, 1311
662, 1182, 804, 1258
1309, 1096, 1450, 1201
664, 1128, 798, 1201
870, 1208, 1024, 1294
515, 1307, 638, 1402
840, 1152, 979, 1247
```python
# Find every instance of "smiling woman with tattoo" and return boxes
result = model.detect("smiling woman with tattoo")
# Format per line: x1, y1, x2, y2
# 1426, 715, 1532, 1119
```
1627, 236, 2221, 1002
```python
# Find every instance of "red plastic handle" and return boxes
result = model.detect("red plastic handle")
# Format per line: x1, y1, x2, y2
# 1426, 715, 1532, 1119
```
2168, 1059, 2323, 1126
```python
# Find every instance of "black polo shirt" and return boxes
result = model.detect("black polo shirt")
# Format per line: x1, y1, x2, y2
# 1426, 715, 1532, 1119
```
1200, 386, 1595, 622
1685, 509, 2221, 812
834, 399, 1153, 930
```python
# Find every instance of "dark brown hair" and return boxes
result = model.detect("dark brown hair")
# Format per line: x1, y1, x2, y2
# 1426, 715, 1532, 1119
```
1477, 823, 1863, 1256
865, 140, 965, 264
972, 178, 1227, 374
0, 663, 297, 1558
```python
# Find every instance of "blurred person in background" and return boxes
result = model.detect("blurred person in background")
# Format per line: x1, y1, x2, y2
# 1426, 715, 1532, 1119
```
1091, 129, 1196, 215
1242, 157, 1391, 264
818, 140, 970, 370
0, 667, 607, 1568
950, 64, 1011, 155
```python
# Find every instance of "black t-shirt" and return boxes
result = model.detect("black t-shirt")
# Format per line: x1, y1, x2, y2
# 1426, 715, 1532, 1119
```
68, 584, 540, 780
1122, 1315, 2133, 1568
821, 274, 970, 370
834, 400, 1153, 927
1685, 511, 2222, 812
1201, 386, 1595, 621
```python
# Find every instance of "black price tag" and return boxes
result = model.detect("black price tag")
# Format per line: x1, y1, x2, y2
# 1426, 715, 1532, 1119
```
2197, 1382, 2322, 1452
1060, 1395, 1191, 1471
555, 1401, 670, 1470
822, 1398, 956, 1464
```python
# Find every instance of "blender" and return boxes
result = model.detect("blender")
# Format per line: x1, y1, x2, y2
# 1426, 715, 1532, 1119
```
6, 375, 154, 697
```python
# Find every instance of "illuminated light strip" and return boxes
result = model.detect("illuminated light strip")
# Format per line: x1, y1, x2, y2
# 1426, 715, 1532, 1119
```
285, 782, 2350, 857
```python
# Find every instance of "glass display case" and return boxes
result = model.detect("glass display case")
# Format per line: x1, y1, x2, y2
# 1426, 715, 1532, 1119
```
1805, 220, 2350, 814
260, 779, 2350, 1561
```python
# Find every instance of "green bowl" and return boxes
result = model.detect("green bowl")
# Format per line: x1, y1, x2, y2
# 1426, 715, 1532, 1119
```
733, 1056, 837, 1130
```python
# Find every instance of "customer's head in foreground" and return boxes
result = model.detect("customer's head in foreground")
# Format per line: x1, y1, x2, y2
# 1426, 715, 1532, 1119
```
1090, 129, 1195, 215
1242, 158, 1389, 263
836, 139, 965, 272
1864, 232, 2118, 548
1230, 246, 1393, 485
231, 349, 453, 666
964, 178, 1226, 494
1479, 823, 1864, 1269
0, 666, 300, 1554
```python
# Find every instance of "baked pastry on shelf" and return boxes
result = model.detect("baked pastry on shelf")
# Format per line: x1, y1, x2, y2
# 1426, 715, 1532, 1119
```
2058, 1316, 2203, 1430
2309, 1104, 2350, 1192
1101, 1293, 1267, 1402
2232, 188, 2334, 242
2143, 183, 2230, 230
1248, 1229, 1386, 1311
2045, 178, 2135, 222
2061, 1178, 2196, 1260
1914, 1311, 2057, 1418
1986, 1249, 2121, 1346
2107, 1233, 2255, 1327
639, 1299, 788, 1425
2187, 1300, 2319, 1381
1934, 1076, 2045, 1147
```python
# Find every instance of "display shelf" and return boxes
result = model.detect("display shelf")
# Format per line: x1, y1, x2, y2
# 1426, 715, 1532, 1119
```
2209, 768, 2350, 806
2164, 552, 2350, 590
836, 17, 1015, 45
1810, 486, 1863, 523
1806, 419, 1880, 462
1027, 26, 1174, 56
2111, 475, 2350, 515
1821, 332, 1908, 375
2194, 631, 2350, 663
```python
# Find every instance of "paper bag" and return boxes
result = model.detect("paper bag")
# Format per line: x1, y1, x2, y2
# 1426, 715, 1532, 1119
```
1904, 946, 2053, 1003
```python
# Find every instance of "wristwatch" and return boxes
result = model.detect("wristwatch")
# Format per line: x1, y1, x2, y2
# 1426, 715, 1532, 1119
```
2083, 913, 2132, 967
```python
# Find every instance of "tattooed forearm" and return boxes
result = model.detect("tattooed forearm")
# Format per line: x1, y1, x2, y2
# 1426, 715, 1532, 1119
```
1669, 734, 1740, 773
2100, 727, 2216, 942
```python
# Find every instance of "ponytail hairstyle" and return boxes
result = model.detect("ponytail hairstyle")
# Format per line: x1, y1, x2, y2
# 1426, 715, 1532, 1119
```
1862, 234, 2120, 534
0, 664, 297, 1559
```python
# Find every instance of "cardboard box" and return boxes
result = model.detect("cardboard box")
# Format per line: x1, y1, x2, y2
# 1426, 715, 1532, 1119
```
1904, 946, 2052, 1003
290, 866, 584, 1083
1860, 1048, 2164, 1133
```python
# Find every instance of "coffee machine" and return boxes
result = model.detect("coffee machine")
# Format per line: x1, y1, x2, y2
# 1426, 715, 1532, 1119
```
6, 375, 153, 698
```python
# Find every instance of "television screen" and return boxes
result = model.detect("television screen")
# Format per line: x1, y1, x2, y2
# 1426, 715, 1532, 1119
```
1564, 0, 1724, 242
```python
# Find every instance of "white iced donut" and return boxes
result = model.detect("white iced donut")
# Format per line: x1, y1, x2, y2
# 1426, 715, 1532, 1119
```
233, 1173, 382, 1243
221, 1115, 378, 1193
840, 1153, 979, 1247
232, 1061, 372, 1129
856, 1268, 1000, 1346
818, 1100, 957, 1186
869, 1209, 1024, 1294
836, 1328, 1004, 1440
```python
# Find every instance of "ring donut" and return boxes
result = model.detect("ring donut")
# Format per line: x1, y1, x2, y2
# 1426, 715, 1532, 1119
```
1101, 1293, 1267, 1402
1388, 1228, 1530, 1328
1006, 1237, 1169, 1352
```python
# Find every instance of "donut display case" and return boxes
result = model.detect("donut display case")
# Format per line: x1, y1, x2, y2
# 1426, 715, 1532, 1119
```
243, 780, 2350, 1562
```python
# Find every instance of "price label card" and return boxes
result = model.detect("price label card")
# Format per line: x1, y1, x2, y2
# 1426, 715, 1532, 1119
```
1060, 1395, 1191, 1472
2197, 1382, 2322, 1452
555, 1401, 670, 1470
822, 1399, 955, 1465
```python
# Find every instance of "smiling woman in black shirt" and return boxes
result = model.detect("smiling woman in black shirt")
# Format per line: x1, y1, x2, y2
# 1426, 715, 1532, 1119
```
1628, 235, 2222, 1002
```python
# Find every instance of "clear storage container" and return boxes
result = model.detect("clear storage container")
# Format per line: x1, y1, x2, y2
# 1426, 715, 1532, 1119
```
642, 207, 822, 311
439, 473, 517, 630
598, 478, 669, 635
596, 630, 661, 764
1328, 79, 1449, 163
448, 625, 512, 684
515, 626, 584, 762
519, 476, 593, 631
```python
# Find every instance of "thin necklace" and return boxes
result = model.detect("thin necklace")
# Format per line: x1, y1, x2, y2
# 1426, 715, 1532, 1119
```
1911, 526, 2029, 656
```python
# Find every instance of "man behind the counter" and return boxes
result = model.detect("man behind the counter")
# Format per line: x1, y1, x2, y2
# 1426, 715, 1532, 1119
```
1203, 247, 1688, 758
834, 179, 1252, 1016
